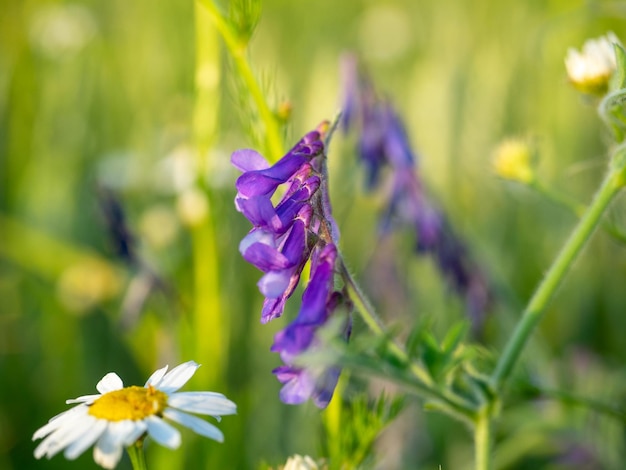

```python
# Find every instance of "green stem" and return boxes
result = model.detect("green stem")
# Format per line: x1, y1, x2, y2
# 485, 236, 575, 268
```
339, 261, 432, 386
126, 441, 147, 470
530, 179, 585, 216
490, 169, 623, 389
474, 408, 492, 470
531, 178, 626, 245
525, 383, 626, 421
191, 0, 226, 386
338, 260, 477, 420
198, 0, 284, 161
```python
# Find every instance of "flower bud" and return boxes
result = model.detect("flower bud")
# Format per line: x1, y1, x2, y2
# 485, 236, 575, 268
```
565, 32, 620, 95
492, 138, 535, 184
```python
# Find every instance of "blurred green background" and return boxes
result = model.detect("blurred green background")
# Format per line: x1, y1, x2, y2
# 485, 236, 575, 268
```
1, 0, 626, 468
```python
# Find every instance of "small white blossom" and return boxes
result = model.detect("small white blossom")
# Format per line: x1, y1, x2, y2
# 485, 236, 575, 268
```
565, 32, 620, 94
33, 361, 236, 469
283, 454, 319, 470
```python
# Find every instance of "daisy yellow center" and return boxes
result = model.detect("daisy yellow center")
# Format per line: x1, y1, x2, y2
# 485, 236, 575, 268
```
88, 385, 168, 421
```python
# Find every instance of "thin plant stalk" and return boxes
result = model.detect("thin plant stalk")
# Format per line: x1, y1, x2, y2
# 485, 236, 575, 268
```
490, 166, 624, 389
474, 408, 492, 470
191, 0, 226, 385
338, 260, 477, 421
198, 0, 284, 161
127, 441, 148, 470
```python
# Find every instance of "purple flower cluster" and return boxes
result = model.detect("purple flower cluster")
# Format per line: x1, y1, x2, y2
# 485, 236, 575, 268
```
232, 124, 351, 407
272, 244, 351, 408
341, 55, 491, 329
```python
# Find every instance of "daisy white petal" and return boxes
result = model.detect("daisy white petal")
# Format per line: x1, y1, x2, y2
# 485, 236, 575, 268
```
565, 32, 621, 94
33, 404, 88, 441
144, 364, 168, 388
168, 391, 237, 416
96, 373, 124, 394
93, 420, 142, 469
163, 408, 224, 443
66, 394, 101, 404
284, 454, 319, 470
120, 420, 147, 446
155, 361, 200, 394
110, 420, 144, 446
93, 425, 124, 470
63, 419, 107, 460
145, 415, 182, 448
34, 410, 95, 459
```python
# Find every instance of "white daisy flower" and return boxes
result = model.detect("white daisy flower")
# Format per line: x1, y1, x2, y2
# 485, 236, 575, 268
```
33, 360, 236, 469
565, 32, 620, 95
283, 454, 320, 470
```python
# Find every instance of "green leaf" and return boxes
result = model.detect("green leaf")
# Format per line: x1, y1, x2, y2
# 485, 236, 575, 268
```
420, 331, 442, 377
441, 320, 468, 355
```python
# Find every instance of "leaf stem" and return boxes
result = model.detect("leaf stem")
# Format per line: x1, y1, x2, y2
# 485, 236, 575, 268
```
490, 168, 623, 389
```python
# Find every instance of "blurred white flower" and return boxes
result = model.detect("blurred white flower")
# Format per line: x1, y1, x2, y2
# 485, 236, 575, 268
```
139, 204, 180, 249
33, 361, 236, 469
29, 4, 97, 60
283, 454, 319, 470
176, 188, 209, 226
565, 32, 620, 94
157, 145, 198, 194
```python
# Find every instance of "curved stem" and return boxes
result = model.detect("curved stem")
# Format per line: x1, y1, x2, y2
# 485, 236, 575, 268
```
490, 169, 623, 389
338, 260, 477, 421
338, 261, 431, 386
524, 383, 626, 421
198, 0, 284, 161
531, 178, 626, 245
530, 179, 585, 216
126, 441, 147, 470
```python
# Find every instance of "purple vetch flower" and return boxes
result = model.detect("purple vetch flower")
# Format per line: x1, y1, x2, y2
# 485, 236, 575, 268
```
232, 131, 324, 200
271, 244, 352, 408
233, 124, 349, 406
232, 124, 338, 322
340, 55, 491, 330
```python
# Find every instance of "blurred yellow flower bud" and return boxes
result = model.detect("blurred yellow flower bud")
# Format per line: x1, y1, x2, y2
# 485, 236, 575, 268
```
276, 100, 293, 122
492, 138, 535, 184
565, 32, 620, 95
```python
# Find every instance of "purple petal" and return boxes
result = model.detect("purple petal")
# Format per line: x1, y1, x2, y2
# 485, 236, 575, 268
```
273, 366, 316, 405
311, 367, 341, 408
271, 323, 316, 357
297, 244, 337, 324
236, 196, 281, 229
261, 296, 287, 323
242, 242, 290, 273
235, 154, 308, 198
258, 268, 296, 298
383, 103, 416, 168
231, 149, 270, 172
